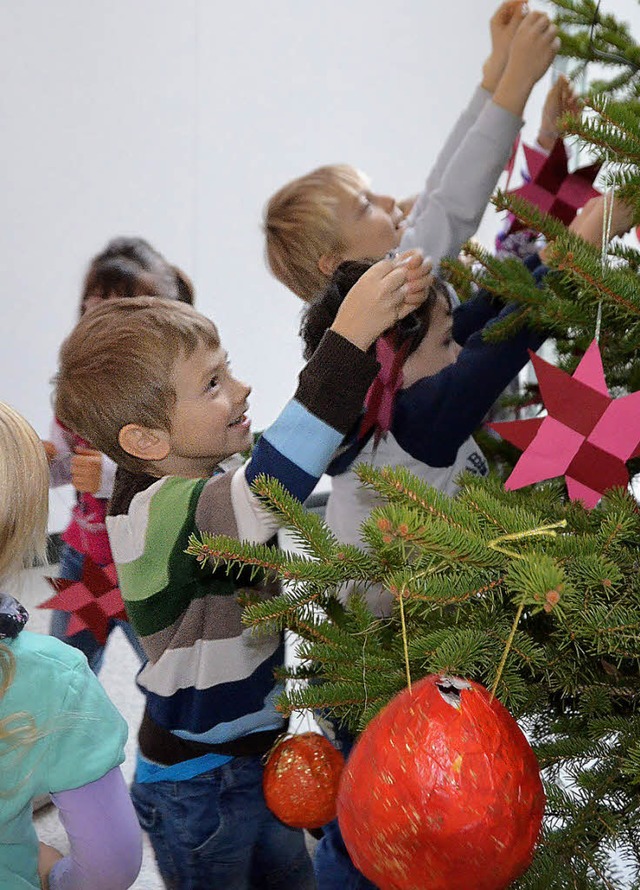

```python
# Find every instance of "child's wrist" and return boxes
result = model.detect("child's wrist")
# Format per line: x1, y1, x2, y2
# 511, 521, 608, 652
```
481, 56, 505, 93
537, 129, 558, 151
492, 68, 534, 116
329, 321, 371, 354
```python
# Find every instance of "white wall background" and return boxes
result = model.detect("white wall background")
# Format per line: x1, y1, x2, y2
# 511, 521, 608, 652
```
1, 0, 639, 530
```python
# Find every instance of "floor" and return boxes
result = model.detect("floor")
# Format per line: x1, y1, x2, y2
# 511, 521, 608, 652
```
19, 527, 318, 889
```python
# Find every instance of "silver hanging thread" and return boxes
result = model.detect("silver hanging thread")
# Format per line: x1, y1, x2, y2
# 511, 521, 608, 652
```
596, 186, 615, 343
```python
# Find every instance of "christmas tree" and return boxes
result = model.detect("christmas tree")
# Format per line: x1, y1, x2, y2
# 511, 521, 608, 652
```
188, 4, 640, 887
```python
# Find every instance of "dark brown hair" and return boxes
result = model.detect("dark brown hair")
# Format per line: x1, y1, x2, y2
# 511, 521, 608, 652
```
301, 259, 447, 360
79, 237, 195, 314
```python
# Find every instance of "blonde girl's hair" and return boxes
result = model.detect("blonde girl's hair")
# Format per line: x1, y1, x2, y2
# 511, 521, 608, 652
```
0, 402, 49, 585
0, 403, 49, 764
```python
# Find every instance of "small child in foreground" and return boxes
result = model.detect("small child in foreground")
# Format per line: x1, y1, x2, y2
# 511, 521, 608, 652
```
53, 252, 431, 889
0, 402, 141, 890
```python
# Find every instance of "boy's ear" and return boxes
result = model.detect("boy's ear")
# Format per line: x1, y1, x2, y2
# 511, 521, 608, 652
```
118, 424, 170, 462
318, 253, 342, 278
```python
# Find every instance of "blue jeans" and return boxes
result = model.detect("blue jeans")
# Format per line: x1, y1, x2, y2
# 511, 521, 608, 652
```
49, 543, 146, 674
130, 756, 316, 890
313, 721, 378, 890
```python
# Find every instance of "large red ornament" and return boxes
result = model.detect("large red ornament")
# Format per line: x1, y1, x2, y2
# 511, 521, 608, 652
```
338, 675, 545, 890
490, 340, 640, 508
40, 558, 126, 645
263, 732, 345, 829
505, 138, 601, 234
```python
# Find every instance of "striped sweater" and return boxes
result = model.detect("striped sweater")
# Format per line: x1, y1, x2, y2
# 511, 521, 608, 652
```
106, 330, 378, 765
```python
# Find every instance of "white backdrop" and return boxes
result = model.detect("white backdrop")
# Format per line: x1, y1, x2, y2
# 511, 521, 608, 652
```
1, 0, 638, 530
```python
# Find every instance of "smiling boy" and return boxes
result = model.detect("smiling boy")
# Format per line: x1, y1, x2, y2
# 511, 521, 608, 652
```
53, 253, 430, 890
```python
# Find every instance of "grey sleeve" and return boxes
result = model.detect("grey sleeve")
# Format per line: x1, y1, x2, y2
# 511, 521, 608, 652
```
421, 86, 491, 201
401, 99, 523, 268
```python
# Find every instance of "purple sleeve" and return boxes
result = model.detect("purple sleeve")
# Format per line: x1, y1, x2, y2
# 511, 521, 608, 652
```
48, 768, 142, 890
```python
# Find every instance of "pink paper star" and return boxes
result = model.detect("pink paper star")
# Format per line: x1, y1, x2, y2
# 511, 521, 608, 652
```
490, 341, 640, 509
40, 558, 126, 645
506, 139, 601, 234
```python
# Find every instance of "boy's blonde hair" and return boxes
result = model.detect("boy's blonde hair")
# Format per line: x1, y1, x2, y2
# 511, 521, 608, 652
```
264, 164, 368, 301
55, 297, 220, 474
0, 403, 49, 585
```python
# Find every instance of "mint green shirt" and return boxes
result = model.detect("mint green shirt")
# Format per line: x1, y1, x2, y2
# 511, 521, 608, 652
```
0, 631, 127, 889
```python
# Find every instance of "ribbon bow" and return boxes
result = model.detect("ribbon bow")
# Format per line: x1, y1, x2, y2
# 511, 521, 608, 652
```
359, 334, 410, 446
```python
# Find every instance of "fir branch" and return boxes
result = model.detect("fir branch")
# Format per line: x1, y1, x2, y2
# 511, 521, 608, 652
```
250, 474, 340, 559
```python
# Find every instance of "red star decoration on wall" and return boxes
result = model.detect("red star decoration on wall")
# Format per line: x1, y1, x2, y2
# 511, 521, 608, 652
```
490, 341, 640, 509
506, 138, 601, 234
40, 558, 126, 645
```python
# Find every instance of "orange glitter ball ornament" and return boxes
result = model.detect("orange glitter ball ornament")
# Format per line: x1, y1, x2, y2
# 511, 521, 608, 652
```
263, 732, 345, 829
337, 675, 545, 890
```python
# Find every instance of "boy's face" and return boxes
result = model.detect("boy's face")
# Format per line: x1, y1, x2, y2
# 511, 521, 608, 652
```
163, 341, 252, 477
402, 292, 462, 388
334, 189, 406, 264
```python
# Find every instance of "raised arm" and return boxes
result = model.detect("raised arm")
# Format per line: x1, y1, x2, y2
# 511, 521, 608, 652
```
401, 10, 559, 268
394, 193, 634, 466
196, 254, 433, 541
419, 1, 526, 200
393, 277, 548, 467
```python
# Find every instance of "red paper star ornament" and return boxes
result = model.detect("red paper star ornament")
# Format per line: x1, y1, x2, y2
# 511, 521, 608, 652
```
506, 138, 601, 234
40, 558, 126, 645
490, 341, 640, 509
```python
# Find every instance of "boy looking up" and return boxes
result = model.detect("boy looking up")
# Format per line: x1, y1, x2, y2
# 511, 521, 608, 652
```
53, 252, 430, 890
265, 3, 559, 300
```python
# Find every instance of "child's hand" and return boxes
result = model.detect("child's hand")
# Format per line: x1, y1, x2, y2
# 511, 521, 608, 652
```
538, 74, 581, 151
41, 440, 57, 464
71, 446, 103, 494
493, 12, 560, 117
540, 193, 635, 263
482, 1, 527, 93
38, 842, 63, 889
331, 250, 433, 351
397, 194, 418, 219
570, 194, 634, 242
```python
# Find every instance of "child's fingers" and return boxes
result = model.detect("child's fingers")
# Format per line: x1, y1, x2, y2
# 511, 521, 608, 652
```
397, 294, 426, 320
404, 274, 435, 307
393, 248, 426, 269
70, 450, 102, 493
495, 1, 525, 29
41, 440, 57, 463
503, 1, 527, 34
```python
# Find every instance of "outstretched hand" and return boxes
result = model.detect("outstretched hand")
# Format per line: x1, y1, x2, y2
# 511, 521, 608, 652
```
482, 1, 528, 93
570, 193, 635, 242
331, 250, 434, 351
492, 11, 560, 117
538, 74, 581, 151
71, 446, 103, 494
539, 193, 635, 264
